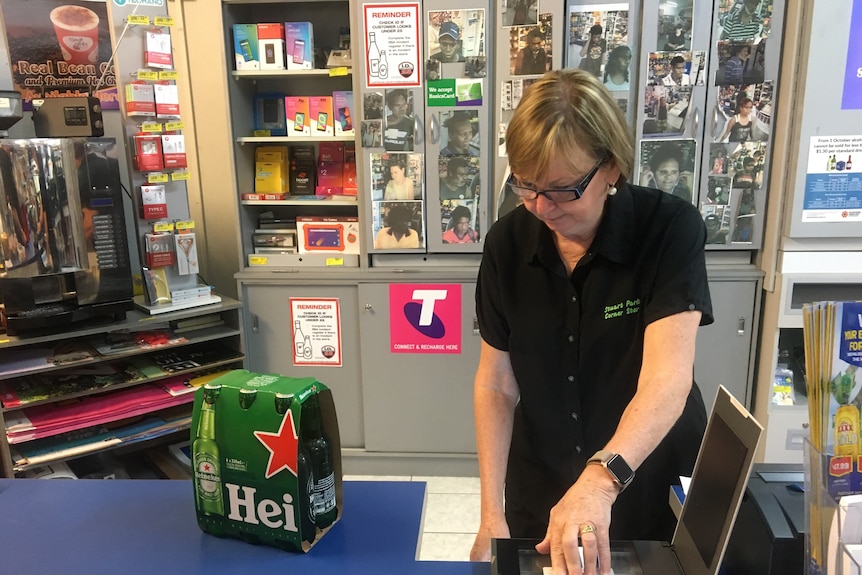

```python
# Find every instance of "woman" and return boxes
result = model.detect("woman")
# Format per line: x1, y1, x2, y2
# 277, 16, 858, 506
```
383, 160, 414, 200
640, 142, 692, 202
469, 69, 711, 574
374, 204, 419, 249
720, 97, 757, 142
602, 45, 631, 92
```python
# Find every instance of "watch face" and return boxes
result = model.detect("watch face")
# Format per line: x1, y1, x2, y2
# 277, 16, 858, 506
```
607, 454, 635, 485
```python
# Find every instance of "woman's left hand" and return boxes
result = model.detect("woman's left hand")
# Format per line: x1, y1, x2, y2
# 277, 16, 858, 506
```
535, 465, 618, 575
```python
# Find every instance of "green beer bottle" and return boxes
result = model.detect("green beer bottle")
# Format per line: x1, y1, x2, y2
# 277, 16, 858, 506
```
301, 392, 337, 528
193, 384, 224, 516
275, 393, 316, 544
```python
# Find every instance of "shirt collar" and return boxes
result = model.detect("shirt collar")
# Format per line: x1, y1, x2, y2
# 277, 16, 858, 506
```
523, 183, 636, 269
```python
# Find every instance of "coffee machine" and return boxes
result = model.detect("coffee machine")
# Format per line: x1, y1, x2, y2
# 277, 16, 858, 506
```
0, 93, 133, 334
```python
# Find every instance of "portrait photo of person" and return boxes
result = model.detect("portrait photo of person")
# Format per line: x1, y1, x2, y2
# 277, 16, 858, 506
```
439, 156, 476, 201
370, 153, 423, 201
363, 91, 384, 120
464, 56, 487, 78
724, 141, 767, 190
719, 0, 772, 41
662, 55, 692, 86
428, 10, 486, 64
441, 204, 479, 244
360, 120, 382, 148
638, 140, 697, 204
705, 174, 734, 206
503, 0, 537, 27
642, 85, 692, 137
373, 201, 423, 250
577, 24, 607, 78
716, 41, 760, 86
440, 110, 479, 157
513, 26, 549, 76
383, 89, 414, 152
603, 45, 632, 92
657, 0, 692, 50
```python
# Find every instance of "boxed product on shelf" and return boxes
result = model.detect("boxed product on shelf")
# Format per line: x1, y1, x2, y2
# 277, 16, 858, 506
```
318, 141, 344, 163
284, 22, 314, 70
145, 233, 176, 268
257, 23, 285, 70
343, 161, 357, 196
154, 82, 180, 118
286, 96, 310, 137
232, 24, 259, 70
161, 134, 187, 169
145, 30, 173, 70
191, 372, 342, 552
140, 185, 167, 220
296, 217, 359, 254
254, 145, 288, 193
290, 144, 316, 195
134, 133, 163, 172
253, 231, 296, 249
254, 93, 287, 136
332, 91, 354, 137
316, 161, 343, 196
125, 82, 155, 117
309, 96, 333, 136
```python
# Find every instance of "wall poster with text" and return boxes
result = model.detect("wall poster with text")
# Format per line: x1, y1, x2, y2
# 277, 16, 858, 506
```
289, 298, 343, 367
363, 2, 421, 88
389, 283, 461, 354
0, 0, 118, 109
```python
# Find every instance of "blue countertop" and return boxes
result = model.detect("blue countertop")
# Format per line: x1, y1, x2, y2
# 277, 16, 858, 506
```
0, 479, 487, 575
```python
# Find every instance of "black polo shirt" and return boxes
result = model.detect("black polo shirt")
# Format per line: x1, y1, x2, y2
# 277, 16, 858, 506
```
476, 183, 714, 540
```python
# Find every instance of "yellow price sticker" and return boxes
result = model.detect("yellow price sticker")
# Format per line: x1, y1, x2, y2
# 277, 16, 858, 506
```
153, 222, 175, 232
154, 16, 174, 27
141, 122, 163, 133
325, 257, 345, 267
249, 256, 268, 265
137, 70, 159, 81
164, 121, 184, 131
128, 15, 150, 25
175, 220, 195, 230
171, 171, 190, 181
253, 129, 271, 137
147, 173, 169, 183
159, 70, 178, 80
328, 67, 350, 77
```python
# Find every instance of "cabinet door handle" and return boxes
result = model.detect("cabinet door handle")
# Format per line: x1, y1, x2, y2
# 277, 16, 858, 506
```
430, 112, 440, 145
365, 304, 373, 311
251, 314, 259, 333
737, 317, 746, 336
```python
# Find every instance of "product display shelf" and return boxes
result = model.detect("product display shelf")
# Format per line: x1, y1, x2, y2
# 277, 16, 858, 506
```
223, 0, 360, 272
0, 296, 245, 478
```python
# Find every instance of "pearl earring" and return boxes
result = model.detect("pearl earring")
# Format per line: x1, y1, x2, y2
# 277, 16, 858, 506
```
607, 184, 618, 196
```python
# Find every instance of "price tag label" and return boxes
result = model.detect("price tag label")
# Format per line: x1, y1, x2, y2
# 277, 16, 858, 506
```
141, 122, 163, 133
171, 171, 190, 181
137, 70, 159, 81
154, 16, 174, 27
328, 67, 350, 77
325, 257, 345, 267
252, 129, 271, 137
249, 256, 268, 265
159, 70, 178, 80
175, 220, 195, 230
147, 173, 169, 184
153, 222, 175, 232
128, 15, 150, 25
164, 121, 184, 131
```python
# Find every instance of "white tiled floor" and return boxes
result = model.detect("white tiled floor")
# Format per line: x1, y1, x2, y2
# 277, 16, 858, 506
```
343, 474, 480, 561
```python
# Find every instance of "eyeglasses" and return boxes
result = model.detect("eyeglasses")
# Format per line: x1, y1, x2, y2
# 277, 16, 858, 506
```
507, 157, 607, 202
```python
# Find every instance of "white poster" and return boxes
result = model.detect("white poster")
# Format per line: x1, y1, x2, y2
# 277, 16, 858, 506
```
363, 2, 421, 87
802, 136, 862, 222
289, 298, 343, 367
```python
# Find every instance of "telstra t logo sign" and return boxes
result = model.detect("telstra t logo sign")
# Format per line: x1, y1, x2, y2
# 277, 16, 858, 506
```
404, 289, 448, 338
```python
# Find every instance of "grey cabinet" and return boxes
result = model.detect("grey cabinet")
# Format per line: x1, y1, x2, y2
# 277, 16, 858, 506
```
695, 275, 762, 412
240, 281, 364, 449
357, 282, 480, 453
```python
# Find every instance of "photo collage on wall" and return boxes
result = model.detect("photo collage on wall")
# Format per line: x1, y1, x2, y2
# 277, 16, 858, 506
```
705, 0, 774, 244
567, 4, 630, 124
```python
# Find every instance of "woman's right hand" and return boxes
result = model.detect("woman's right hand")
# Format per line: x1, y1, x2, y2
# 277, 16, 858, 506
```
639, 165, 655, 187
470, 516, 511, 562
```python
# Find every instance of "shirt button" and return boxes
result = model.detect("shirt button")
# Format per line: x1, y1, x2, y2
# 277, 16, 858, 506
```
571, 411, 578, 420
567, 375, 575, 382
568, 334, 574, 342
688, 303, 696, 310
575, 445, 582, 453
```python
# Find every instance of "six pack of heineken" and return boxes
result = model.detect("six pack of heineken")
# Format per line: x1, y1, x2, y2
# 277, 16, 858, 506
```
191, 370, 342, 552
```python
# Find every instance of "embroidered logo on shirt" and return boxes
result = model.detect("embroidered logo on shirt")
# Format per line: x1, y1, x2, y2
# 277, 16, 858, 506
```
604, 298, 641, 319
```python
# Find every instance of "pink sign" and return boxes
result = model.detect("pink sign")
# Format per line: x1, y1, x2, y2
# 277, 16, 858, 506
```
389, 284, 461, 354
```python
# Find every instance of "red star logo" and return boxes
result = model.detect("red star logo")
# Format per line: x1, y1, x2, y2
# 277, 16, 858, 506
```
254, 411, 299, 479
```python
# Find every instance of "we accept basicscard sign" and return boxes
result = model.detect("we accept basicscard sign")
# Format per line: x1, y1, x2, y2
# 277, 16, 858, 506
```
388, 284, 461, 354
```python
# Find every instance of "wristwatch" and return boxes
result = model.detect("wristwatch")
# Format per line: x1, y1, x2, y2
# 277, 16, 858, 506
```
587, 450, 635, 492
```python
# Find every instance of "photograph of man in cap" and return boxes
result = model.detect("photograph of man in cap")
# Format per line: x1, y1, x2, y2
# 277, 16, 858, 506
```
431, 21, 463, 63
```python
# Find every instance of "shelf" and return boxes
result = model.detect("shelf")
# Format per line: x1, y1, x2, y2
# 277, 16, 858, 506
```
231, 69, 352, 78
237, 136, 356, 144
242, 196, 357, 206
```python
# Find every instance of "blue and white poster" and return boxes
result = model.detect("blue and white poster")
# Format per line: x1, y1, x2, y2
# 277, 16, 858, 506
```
802, 135, 862, 222
843, 0, 862, 109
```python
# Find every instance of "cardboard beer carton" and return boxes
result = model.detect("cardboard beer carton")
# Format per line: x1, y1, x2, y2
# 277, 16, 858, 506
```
191, 370, 342, 552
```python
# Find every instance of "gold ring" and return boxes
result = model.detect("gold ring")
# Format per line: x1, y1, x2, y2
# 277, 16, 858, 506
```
579, 523, 596, 536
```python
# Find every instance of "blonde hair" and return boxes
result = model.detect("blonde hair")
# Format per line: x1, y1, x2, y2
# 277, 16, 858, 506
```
506, 69, 633, 184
